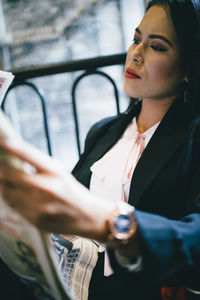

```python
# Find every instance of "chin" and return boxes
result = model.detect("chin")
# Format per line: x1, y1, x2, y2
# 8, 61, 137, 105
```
123, 85, 142, 99
124, 90, 142, 99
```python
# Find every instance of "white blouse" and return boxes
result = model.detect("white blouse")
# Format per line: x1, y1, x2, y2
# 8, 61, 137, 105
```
90, 117, 160, 203
89, 117, 160, 276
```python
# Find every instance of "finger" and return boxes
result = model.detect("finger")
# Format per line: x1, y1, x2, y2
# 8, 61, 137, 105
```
0, 163, 68, 203
0, 183, 69, 232
1, 185, 25, 209
0, 185, 43, 226
0, 181, 56, 211
0, 136, 65, 175
0, 163, 36, 189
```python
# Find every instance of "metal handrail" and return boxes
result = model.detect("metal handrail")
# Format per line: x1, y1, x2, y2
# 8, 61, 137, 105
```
1, 52, 127, 156
8, 53, 126, 82
72, 69, 121, 156
2, 82, 52, 156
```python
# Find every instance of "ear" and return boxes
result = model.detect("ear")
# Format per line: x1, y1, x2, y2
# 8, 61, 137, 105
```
184, 75, 188, 83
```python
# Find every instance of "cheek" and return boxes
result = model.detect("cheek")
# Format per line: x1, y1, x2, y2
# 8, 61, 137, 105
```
147, 55, 182, 82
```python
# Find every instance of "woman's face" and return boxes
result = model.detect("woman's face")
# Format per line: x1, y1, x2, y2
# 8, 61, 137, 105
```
124, 5, 186, 101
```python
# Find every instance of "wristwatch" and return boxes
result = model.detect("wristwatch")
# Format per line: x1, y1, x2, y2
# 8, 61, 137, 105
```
107, 202, 137, 247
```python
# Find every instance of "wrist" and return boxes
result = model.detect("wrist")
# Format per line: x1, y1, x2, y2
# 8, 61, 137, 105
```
105, 202, 139, 258
113, 229, 140, 258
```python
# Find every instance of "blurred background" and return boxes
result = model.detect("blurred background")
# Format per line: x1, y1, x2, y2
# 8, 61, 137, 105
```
0, 0, 146, 170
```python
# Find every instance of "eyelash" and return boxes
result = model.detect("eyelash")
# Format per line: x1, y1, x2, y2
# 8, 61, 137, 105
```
151, 45, 167, 52
132, 38, 140, 45
132, 39, 167, 52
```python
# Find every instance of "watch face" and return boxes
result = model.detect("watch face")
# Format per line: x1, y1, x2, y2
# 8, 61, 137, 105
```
114, 214, 132, 233
110, 204, 136, 240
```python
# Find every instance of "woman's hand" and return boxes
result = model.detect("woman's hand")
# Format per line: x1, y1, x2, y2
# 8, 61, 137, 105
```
0, 137, 114, 241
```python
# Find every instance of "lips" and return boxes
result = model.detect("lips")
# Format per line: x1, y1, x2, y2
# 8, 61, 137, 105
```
125, 68, 141, 79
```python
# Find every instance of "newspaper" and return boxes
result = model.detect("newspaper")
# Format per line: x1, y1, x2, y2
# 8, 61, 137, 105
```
0, 70, 14, 104
0, 71, 99, 300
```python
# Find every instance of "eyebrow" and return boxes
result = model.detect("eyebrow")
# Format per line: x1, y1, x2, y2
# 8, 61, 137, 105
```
135, 27, 173, 47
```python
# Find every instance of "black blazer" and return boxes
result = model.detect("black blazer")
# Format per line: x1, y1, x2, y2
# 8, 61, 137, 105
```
72, 96, 200, 299
1, 97, 200, 300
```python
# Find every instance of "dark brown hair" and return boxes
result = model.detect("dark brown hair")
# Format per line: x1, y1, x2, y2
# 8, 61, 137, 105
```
147, 0, 200, 114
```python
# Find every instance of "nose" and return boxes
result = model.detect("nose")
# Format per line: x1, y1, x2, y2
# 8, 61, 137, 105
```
130, 44, 144, 65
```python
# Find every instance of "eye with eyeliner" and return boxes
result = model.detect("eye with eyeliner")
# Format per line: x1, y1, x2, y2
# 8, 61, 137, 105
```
132, 36, 167, 52
151, 44, 167, 52
132, 38, 141, 45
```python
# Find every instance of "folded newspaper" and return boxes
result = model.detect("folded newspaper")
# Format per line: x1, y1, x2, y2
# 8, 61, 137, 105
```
0, 71, 99, 300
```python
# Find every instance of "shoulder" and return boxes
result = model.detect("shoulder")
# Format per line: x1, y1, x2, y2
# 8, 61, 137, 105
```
71, 114, 124, 181
84, 100, 141, 152
84, 115, 119, 146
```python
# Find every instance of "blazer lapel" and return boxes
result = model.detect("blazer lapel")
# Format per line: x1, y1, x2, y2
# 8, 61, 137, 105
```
128, 97, 193, 207
73, 101, 141, 187
90, 103, 140, 160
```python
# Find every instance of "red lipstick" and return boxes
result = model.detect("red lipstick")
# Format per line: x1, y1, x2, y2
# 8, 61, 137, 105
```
125, 68, 141, 79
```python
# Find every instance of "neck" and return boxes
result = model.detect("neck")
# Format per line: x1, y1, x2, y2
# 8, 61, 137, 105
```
136, 96, 176, 133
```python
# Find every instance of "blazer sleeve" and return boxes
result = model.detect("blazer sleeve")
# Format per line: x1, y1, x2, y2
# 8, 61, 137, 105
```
135, 211, 200, 288
107, 211, 200, 291
108, 119, 200, 290
134, 156, 200, 288
136, 139, 200, 289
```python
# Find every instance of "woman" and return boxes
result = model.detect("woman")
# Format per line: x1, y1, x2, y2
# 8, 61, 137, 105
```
0, 0, 200, 299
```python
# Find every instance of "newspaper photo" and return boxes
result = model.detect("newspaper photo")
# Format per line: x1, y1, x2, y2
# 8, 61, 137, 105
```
0, 70, 99, 300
